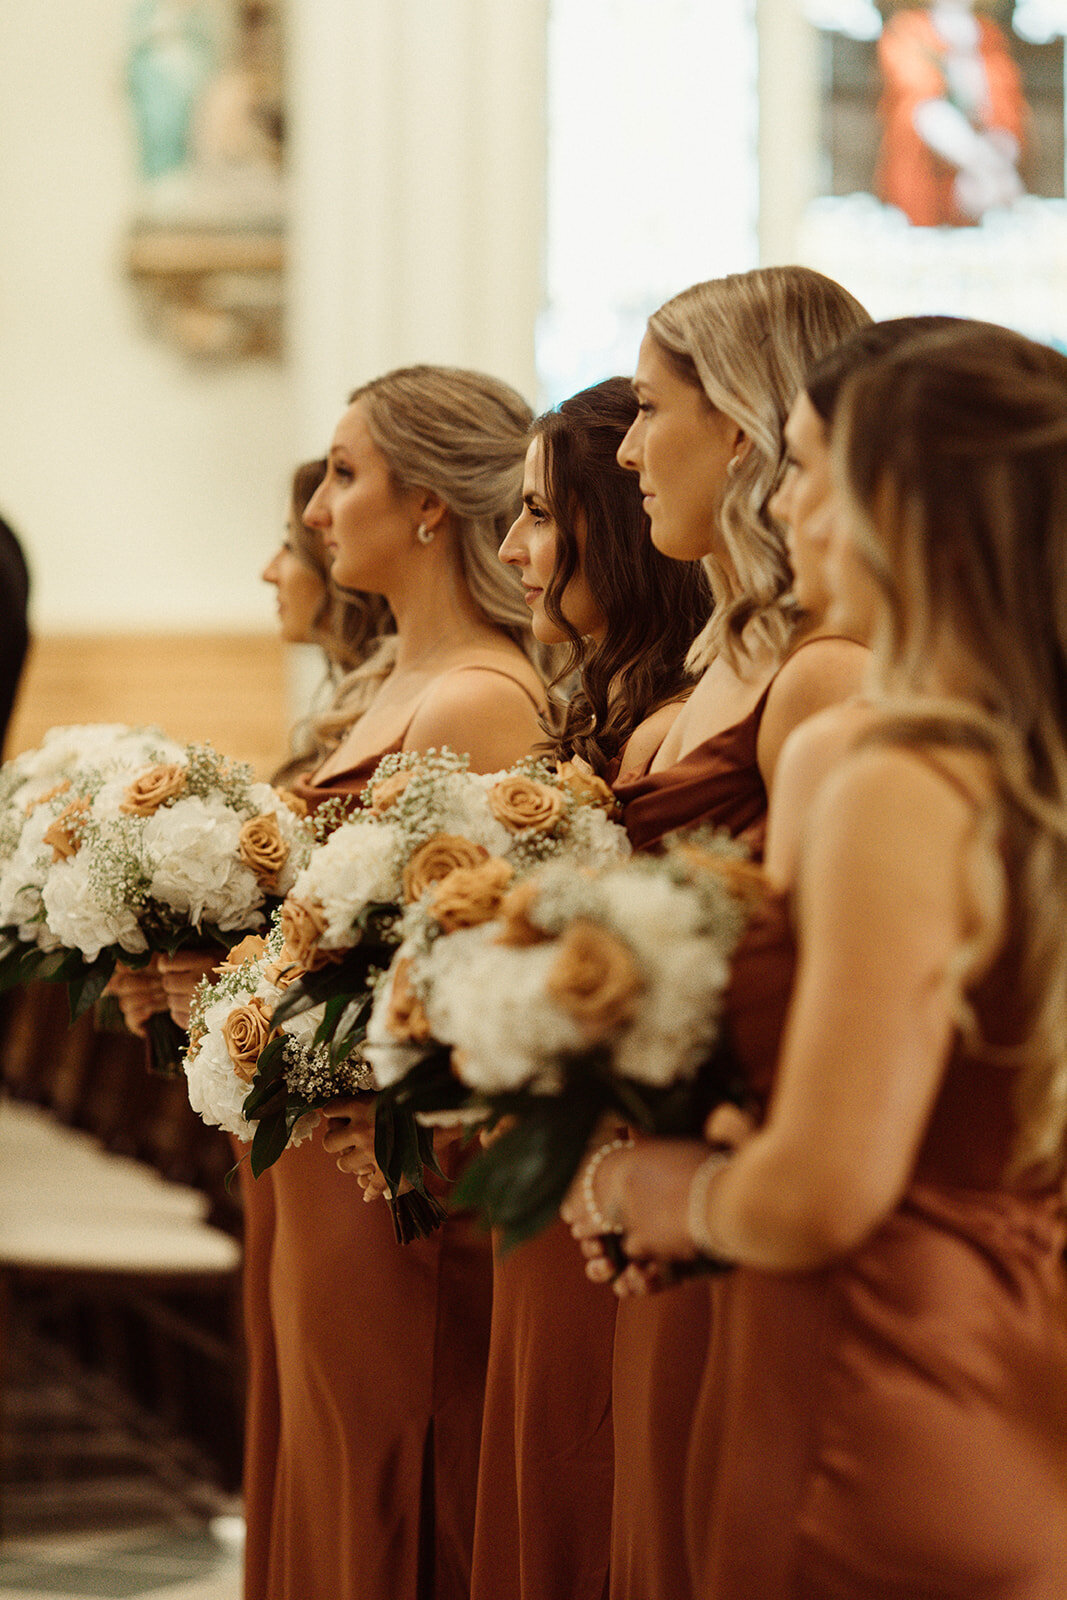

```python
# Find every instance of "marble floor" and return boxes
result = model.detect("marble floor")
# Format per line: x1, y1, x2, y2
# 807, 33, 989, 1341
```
0, 1326, 242, 1600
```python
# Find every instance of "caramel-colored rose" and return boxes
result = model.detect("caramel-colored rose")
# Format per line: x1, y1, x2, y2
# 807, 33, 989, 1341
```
239, 814, 290, 893
674, 842, 768, 909
120, 763, 187, 816
488, 776, 565, 834
546, 919, 644, 1039
275, 788, 309, 820
555, 759, 619, 815
402, 835, 489, 903
263, 956, 303, 990
215, 934, 268, 975
385, 956, 432, 1043
430, 857, 515, 933
494, 877, 551, 948
222, 997, 275, 1083
25, 779, 71, 816
43, 796, 92, 862
279, 895, 330, 970
368, 770, 415, 816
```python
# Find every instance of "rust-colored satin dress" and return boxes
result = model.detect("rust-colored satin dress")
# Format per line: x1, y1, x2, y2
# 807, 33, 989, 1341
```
607, 685, 772, 1600
686, 879, 1067, 1599
469, 1221, 616, 1600
240, 708, 508, 1600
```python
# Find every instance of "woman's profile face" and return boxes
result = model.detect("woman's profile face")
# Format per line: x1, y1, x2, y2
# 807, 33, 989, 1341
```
499, 436, 604, 644
262, 515, 328, 645
303, 400, 423, 594
616, 331, 742, 564
769, 392, 836, 618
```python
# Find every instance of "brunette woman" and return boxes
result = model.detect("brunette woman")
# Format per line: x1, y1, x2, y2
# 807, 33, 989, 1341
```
585, 322, 1067, 1598
582, 266, 871, 1600
451, 377, 708, 1600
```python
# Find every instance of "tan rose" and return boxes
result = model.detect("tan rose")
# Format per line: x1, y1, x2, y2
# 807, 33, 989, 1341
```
43, 796, 92, 862
546, 919, 644, 1039
494, 877, 551, 948
368, 770, 415, 816
385, 956, 432, 1043
275, 788, 309, 820
239, 813, 290, 893
555, 759, 619, 815
222, 997, 275, 1083
488, 776, 565, 834
430, 857, 515, 933
674, 842, 768, 909
120, 762, 187, 816
215, 934, 268, 975
402, 835, 489, 903
25, 779, 71, 816
279, 895, 330, 970
263, 956, 303, 990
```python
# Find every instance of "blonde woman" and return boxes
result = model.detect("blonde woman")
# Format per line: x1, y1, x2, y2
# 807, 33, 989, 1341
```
236, 367, 544, 1600
578, 266, 872, 1600
585, 322, 1067, 1597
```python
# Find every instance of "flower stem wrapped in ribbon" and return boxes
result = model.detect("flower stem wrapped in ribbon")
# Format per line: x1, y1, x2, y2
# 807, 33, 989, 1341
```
363, 832, 766, 1252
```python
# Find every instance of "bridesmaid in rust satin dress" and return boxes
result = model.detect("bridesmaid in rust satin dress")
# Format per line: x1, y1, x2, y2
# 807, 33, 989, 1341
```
469, 379, 709, 1600
587, 325, 1067, 1598
242, 366, 548, 1600
592, 267, 870, 1600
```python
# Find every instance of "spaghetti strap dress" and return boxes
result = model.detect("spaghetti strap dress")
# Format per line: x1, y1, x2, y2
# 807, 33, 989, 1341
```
685, 869, 1067, 1598
605, 679, 773, 1600
239, 662, 540, 1600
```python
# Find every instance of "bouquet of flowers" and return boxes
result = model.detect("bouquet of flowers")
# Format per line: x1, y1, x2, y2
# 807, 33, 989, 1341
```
263, 748, 631, 1234
0, 727, 315, 1072
184, 928, 373, 1163
361, 833, 765, 1250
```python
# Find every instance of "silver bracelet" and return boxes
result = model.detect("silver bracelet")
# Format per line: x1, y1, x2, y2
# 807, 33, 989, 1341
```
686, 1150, 732, 1257
582, 1136, 633, 1235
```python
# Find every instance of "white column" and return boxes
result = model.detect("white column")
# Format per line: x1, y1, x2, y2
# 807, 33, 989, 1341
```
756, 0, 820, 265
287, 0, 549, 458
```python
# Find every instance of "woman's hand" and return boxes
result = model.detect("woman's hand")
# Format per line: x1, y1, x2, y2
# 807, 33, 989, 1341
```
106, 957, 167, 1038
320, 1099, 413, 1199
562, 1104, 757, 1293
157, 950, 223, 1030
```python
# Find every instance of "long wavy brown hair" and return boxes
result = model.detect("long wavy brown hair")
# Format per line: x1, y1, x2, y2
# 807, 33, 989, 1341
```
536, 378, 710, 773
835, 322, 1067, 1183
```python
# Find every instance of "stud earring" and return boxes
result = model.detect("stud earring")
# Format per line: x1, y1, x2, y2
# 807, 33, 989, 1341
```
416, 522, 435, 545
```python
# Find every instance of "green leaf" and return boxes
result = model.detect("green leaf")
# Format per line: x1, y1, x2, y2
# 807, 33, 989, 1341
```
67, 952, 118, 1021
250, 1112, 291, 1177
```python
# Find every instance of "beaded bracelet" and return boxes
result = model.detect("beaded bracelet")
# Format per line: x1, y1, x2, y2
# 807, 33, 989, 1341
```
686, 1149, 732, 1258
582, 1136, 634, 1235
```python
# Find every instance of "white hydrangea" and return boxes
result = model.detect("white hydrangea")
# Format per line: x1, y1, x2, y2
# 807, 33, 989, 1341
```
143, 796, 262, 931
291, 820, 404, 947
43, 853, 149, 962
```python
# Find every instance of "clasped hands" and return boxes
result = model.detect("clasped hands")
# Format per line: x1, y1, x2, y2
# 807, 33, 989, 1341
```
561, 1103, 754, 1296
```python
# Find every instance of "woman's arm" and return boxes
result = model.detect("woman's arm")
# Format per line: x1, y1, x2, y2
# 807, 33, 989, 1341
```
592, 745, 997, 1271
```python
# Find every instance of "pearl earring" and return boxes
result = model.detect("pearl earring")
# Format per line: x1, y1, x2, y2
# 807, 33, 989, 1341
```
416, 522, 435, 545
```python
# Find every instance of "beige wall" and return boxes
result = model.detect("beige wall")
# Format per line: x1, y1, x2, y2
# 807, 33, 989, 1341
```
0, 3, 294, 634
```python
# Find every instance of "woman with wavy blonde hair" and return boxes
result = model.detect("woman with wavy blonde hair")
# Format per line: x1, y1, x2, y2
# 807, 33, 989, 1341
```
159, 365, 549, 1600
564, 265, 871, 1600
584, 322, 1067, 1597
